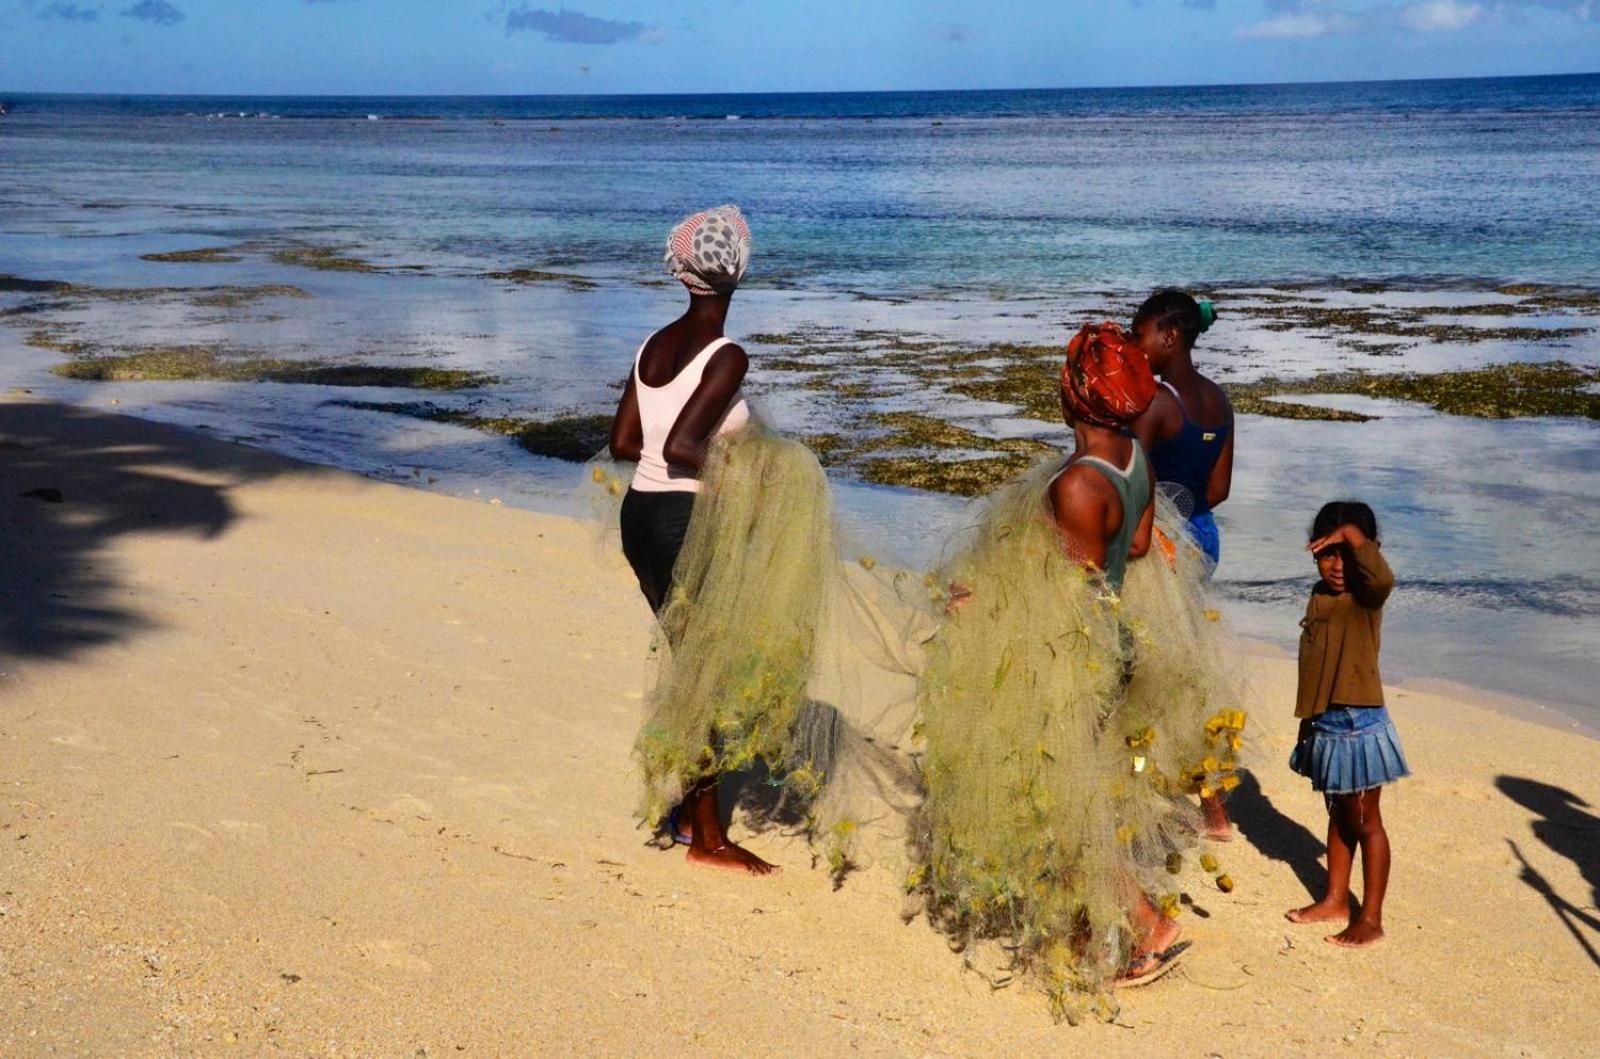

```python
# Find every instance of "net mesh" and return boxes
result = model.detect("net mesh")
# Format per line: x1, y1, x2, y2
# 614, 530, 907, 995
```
1118, 490, 1249, 805
910, 459, 1242, 1019
631, 425, 837, 829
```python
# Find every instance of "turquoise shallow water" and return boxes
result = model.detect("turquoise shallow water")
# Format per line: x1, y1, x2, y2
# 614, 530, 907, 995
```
1, 77, 1598, 716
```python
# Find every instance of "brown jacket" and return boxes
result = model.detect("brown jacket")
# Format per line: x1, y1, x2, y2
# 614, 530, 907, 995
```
1295, 541, 1394, 718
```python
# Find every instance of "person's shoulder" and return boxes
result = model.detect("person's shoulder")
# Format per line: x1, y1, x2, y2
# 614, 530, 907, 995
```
1138, 384, 1183, 435
1052, 459, 1115, 505
1198, 374, 1234, 420
705, 341, 749, 377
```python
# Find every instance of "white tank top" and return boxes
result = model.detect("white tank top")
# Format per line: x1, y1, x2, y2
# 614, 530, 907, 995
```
630, 334, 751, 494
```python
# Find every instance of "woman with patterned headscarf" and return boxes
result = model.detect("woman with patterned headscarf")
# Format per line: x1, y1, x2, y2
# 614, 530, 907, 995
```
607, 205, 774, 874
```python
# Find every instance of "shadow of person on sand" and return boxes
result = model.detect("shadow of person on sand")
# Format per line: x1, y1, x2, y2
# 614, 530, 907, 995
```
1496, 775, 1600, 968
1227, 768, 1332, 905
1, 399, 307, 661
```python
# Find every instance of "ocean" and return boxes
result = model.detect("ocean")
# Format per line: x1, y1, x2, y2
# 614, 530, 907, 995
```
2, 75, 1598, 716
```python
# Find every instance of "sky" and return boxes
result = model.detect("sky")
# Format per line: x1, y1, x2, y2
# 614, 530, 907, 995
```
2, 0, 1597, 95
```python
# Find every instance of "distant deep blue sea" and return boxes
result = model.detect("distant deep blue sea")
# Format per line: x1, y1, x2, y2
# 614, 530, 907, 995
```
5, 74, 1600, 293
2, 75, 1598, 714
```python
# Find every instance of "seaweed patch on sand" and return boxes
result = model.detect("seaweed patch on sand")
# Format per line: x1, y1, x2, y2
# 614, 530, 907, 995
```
0, 274, 72, 294
1227, 298, 1595, 346
269, 245, 384, 274
334, 402, 611, 462
140, 240, 429, 275
140, 246, 250, 264
45, 344, 493, 391
1230, 362, 1600, 421
481, 269, 599, 292
5, 278, 311, 309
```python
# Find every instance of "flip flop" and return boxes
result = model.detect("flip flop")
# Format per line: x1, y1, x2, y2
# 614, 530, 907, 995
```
1116, 940, 1191, 988
665, 805, 692, 847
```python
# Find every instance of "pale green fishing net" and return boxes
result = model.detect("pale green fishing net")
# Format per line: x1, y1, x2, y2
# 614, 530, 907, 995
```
911, 460, 1245, 1019
1119, 490, 1249, 806
588, 422, 926, 875
630, 425, 836, 828
591, 429, 1244, 1018
914, 459, 1138, 1016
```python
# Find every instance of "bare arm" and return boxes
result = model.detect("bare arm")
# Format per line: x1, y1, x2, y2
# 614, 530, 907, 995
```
1132, 389, 1181, 455
1127, 465, 1156, 559
1308, 524, 1394, 609
608, 373, 643, 462
1205, 398, 1235, 509
1048, 465, 1112, 572
662, 344, 749, 472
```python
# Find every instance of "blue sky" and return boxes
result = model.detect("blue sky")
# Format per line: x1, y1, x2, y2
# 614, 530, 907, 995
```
3, 0, 1597, 95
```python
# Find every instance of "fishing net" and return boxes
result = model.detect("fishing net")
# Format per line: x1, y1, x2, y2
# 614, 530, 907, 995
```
1118, 490, 1249, 808
912, 458, 1152, 1017
601, 423, 928, 876
911, 459, 1247, 1019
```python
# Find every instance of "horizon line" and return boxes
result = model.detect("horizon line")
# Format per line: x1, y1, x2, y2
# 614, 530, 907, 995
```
4, 69, 1598, 101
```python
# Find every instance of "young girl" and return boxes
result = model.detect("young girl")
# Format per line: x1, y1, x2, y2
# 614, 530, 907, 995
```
1287, 501, 1410, 946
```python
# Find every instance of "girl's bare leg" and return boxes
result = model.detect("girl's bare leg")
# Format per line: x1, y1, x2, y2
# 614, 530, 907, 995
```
682, 776, 778, 876
1327, 788, 1388, 946
1286, 796, 1355, 923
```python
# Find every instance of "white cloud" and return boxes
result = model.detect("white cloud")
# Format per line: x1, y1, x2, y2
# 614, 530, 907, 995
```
1401, 0, 1484, 29
1237, 12, 1340, 35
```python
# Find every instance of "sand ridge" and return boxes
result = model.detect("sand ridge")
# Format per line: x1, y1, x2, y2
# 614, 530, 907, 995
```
2, 397, 1597, 1057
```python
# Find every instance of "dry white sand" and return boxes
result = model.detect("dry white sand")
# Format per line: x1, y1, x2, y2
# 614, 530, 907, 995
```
3, 396, 1597, 1057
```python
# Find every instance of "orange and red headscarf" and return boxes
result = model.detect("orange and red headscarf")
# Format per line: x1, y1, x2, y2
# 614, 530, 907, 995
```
1060, 321, 1158, 429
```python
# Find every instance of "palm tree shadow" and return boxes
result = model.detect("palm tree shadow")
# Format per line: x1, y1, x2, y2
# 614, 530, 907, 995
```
1497, 775, 1600, 969
1, 400, 306, 660
1228, 768, 1329, 902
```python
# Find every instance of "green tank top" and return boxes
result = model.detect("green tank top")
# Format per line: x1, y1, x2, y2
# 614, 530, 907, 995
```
1067, 442, 1151, 593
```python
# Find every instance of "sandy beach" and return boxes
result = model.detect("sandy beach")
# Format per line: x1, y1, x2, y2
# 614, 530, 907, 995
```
3, 395, 1597, 1057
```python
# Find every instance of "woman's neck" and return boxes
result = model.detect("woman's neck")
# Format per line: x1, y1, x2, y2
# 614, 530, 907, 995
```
1160, 348, 1198, 386
1074, 422, 1131, 460
684, 293, 732, 331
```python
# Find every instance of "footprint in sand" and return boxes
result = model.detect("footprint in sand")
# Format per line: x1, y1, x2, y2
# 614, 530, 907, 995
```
48, 728, 109, 753
216, 819, 266, 836
167, 822, 217, 851
356, 938, 433, 975
384, 795, 434, 819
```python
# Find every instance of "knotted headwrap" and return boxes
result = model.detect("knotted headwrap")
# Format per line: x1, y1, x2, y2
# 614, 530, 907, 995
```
664, 205, 751, 296
1060, 321, 1159, 429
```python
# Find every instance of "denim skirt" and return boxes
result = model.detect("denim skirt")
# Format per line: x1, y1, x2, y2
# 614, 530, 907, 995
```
1289, 705, 1411, 794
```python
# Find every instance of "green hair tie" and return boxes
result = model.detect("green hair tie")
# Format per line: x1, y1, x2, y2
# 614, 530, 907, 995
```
1197, 300, 1217, 332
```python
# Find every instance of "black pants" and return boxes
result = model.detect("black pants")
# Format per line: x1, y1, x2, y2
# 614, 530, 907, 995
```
619, 487, 697, 614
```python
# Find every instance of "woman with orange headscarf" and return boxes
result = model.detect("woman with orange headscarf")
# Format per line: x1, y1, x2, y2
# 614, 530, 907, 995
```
914, 321, 1197, 1019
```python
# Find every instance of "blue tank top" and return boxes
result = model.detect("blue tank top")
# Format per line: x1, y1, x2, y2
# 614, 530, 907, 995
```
1149, 381, 1231, 518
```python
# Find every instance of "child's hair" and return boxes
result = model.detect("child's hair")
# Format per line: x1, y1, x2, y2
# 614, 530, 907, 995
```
1133, 289, 1216, 347
1310, 500, 1380, 544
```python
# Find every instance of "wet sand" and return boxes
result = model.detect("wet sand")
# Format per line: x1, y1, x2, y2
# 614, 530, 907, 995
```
2, 397, 1597, 1056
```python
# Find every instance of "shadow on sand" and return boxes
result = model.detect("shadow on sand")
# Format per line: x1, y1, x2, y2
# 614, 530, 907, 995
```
1497, 775, 1600, 969
1228, 768, 1329, 904
0, 399, 309, 661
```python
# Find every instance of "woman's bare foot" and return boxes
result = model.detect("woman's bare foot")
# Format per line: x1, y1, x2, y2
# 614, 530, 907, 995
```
1201, 794, 1235, 841
1136, 915, 1182, 958
1326, 919, 1384, 947
686, 841, 779, 876
1285, 898, 1348, 924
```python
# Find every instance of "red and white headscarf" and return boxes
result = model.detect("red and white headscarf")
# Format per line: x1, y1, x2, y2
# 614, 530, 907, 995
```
664, 205, 751, 296
1059, 322, 1158, 429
